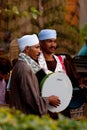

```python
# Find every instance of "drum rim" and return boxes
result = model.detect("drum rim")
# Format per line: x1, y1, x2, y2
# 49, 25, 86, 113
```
40, 73, 52, 89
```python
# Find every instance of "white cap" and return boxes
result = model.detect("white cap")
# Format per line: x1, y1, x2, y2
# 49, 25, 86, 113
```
18, 34, 39, 51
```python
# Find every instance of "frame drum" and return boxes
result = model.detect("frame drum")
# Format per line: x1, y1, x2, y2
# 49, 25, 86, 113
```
40, 72, 73, 113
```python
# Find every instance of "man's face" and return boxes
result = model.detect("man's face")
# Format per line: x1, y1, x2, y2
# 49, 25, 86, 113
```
28, 44, 41, 61
40, 38, 57, 54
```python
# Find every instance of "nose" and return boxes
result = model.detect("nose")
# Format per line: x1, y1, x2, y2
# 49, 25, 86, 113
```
51, 41, 56, 45
38, 47, 41, 53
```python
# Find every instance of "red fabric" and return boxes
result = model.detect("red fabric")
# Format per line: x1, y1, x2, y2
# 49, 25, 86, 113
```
58, 55, 66, 73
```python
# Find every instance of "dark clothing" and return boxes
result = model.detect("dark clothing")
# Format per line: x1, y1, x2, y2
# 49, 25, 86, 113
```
36, 69, 46, 87
57, 54, 86, 117
63, 54, 82, 87
46, 60, 57, 72
45, 54, 85, 118
9, 60, 49, 116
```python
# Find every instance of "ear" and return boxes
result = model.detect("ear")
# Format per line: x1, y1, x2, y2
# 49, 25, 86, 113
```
26, 46, 30, 50
39, 41, 44, 47
24, 46, 30, 53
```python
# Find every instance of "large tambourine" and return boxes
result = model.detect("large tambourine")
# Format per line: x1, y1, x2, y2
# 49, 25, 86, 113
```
40, 72, 73, 113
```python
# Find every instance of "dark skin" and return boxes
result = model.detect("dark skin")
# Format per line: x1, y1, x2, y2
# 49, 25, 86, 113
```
40, 39, 57, 61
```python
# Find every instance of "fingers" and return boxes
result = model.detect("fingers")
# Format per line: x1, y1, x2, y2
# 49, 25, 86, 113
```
53, 96, 61, 107
48, 95, 61, 107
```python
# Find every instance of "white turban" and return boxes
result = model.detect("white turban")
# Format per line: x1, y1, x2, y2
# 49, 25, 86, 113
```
18, 34, 39, 51
38, 29, 57, 40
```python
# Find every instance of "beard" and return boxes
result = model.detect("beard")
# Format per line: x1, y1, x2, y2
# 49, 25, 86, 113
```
49, 46, 56, 53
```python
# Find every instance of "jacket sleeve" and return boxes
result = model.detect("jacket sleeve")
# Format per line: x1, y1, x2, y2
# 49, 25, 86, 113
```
18, 67, 49, 116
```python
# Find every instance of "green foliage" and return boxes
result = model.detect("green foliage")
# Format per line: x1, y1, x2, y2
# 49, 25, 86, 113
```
30, 7, 41, 19
0, 107, 87, 130
0, 107, 57, 130
80, 23, 87, 43
57, 114, 87, 130
57, 24, 79, 43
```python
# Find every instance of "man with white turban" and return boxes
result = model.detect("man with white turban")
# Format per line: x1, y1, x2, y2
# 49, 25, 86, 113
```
8, 34, 60, 116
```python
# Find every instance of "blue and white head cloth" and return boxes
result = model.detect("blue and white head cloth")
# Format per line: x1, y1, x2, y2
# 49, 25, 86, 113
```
38, 29, 57, 40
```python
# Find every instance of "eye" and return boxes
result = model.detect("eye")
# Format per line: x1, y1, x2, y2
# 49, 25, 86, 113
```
36, 46, 40, 49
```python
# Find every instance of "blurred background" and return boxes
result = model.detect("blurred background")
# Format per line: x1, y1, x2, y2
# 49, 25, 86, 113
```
0, 0, 87, 120
0, 0, 87, 60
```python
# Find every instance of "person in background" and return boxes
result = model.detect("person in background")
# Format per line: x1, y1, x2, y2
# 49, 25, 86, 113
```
38, 29, 87, 118
8, 34, 60, 117
0, 57, 11, 105
2, 31, 12, 53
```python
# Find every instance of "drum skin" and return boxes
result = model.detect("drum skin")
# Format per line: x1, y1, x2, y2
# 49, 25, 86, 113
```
40, 72, 73, 113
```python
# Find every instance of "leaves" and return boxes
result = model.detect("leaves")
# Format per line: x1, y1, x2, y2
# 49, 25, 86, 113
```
80, 23, 87, 42
12, 6, 19, 16
0, 108, 87, 130
30, 7, 41, 19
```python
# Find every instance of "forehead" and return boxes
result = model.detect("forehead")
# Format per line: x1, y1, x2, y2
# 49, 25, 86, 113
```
32, 43, 40, 47
41, 38, 57, 43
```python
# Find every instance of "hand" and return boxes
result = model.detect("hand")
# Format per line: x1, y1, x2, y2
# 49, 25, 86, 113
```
48, 95, 61, 107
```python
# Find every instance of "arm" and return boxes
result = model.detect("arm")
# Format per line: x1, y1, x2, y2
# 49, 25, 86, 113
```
19, 67, 60, 115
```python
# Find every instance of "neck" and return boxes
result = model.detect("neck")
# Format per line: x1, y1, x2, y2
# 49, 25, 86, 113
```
43, 52, 54, 61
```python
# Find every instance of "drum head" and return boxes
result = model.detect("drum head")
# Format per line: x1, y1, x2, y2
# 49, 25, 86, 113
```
41, 72, 73, 113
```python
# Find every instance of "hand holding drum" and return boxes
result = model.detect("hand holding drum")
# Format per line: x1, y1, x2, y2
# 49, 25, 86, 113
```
48, 95, 61, 107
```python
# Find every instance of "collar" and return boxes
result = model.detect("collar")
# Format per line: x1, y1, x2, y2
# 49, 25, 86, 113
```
18, 52, 41, 73
38, 52, 64, 74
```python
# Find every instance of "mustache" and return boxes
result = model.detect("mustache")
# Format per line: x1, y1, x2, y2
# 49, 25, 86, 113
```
49, 46, 57, 49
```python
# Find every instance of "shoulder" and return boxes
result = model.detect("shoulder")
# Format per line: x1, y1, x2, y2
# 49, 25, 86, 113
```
54, 54, 66, 61
13, 60, 32, 74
